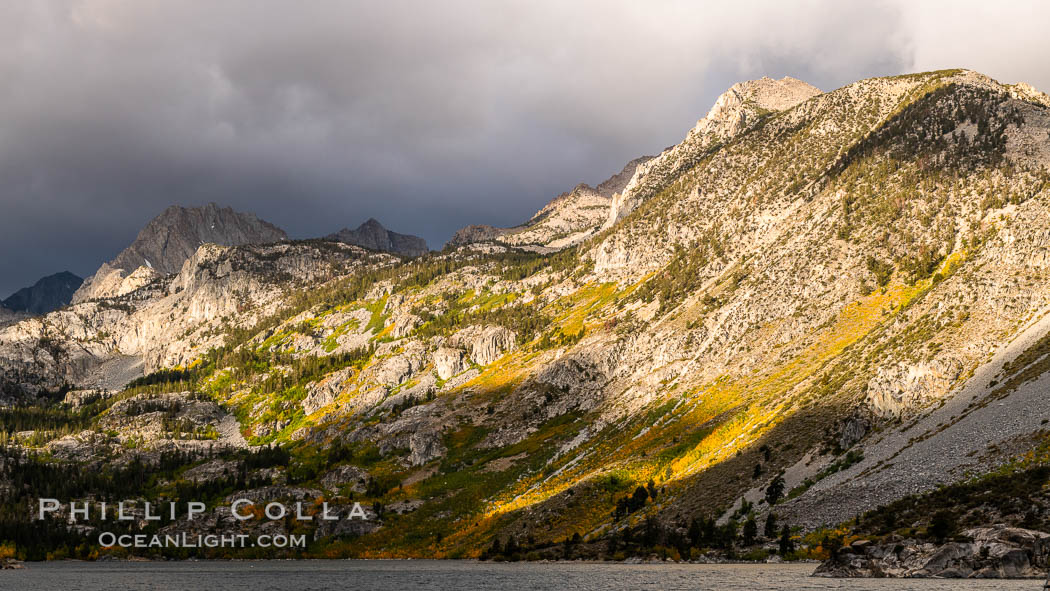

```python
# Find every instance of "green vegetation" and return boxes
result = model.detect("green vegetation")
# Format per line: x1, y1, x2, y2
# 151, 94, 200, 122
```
414, 293, 550, 344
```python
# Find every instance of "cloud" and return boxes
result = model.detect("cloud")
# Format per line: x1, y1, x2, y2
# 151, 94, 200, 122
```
0, 0, 1041, 296
902, 1, 1050, 91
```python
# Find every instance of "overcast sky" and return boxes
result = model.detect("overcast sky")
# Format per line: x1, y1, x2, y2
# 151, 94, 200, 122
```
2, 0, 1049, 297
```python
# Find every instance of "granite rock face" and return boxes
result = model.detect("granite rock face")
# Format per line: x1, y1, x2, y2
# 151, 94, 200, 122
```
73, 203, 287, 302
433, 347, 468, 380
865, 358, 963, 417
326, 218, 428, 257
449, 325, 517, 366
320, 465, 370, 493
0, 241, 380, 401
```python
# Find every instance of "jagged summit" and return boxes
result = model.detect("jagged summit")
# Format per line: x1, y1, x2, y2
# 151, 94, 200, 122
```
326, 218, 428, 257
73, 203, 287, 302
1, 271, 82, 316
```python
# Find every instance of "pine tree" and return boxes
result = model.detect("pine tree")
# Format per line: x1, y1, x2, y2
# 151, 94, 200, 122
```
778, 525, 794, 556
742, 517, 758, 546
765, 473, 786, 506
764, 512, 777, 539
688, 517, 702, 547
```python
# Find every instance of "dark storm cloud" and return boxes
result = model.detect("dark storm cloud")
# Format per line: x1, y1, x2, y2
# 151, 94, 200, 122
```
0, 1, 1045, 296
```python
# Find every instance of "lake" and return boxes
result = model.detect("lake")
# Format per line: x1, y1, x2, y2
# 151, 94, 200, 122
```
2, 560, 1045, 590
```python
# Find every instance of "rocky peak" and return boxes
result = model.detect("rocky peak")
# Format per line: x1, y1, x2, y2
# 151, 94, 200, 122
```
325, 218, 428, 257
691, 76, 822, 140
606, 76, 821, 228
2, 271, 83, 316
73, 203, 287, 302
108, 203, 287, 276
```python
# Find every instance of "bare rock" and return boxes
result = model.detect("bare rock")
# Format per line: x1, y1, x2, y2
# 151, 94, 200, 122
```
320, 465, 369, 493
326, 218, 428, 257
75, 203, 287, 302
866, 358, 963, 417
449, 325, 516, 366
814, 526, 1050, 578
434, 347, 468, 380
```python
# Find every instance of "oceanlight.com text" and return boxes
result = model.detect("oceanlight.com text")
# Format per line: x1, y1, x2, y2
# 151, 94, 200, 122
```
97, 532, 307, 549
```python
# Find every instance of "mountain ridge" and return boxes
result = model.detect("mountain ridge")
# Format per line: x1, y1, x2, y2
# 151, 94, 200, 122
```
72, 203, 289, 303
1, 271, 82, 316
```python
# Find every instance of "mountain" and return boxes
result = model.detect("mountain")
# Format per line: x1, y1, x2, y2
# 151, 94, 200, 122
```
72, 203, 288, 303
325, 218, 428, 257
447, 156, 654, 251
1, 271, 82, 316
4, 69, 1050, 566
448, 75, 819, 252
604, 75, 822, 228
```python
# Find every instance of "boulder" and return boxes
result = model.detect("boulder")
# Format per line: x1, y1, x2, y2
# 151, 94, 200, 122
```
814, 525, 1050, 578
434, 347, 468, 380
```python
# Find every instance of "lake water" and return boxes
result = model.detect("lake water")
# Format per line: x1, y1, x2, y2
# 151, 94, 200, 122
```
2, 561, 1045, 590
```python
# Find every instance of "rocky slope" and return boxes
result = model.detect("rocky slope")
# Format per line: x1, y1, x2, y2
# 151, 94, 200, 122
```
73, 203, 288, 302
0, 240, 387, 401
326, 218, 428, 257
1, 271, 82, 316
4, 69, 1050, 565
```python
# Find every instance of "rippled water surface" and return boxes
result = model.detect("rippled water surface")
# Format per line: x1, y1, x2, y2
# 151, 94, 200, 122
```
3, 561, 1045, 590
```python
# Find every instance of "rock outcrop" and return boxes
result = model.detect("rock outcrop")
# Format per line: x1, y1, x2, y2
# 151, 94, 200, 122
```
434, 347, 468, 380
449, 325, 517, 366
2, 271, 83, 316
320, 465, 369, 493
73, 203, 287, 302
326, 218, 428, 257
865, 359, 963, 417
0, 240, 379, 399
814, 526, 1050, 578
